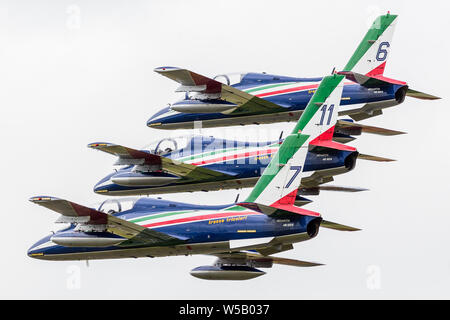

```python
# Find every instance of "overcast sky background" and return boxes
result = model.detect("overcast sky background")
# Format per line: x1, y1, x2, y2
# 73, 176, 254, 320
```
1, 0, 449, 299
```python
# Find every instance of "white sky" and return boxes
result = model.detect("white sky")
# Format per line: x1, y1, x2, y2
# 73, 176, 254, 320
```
1, 0, 449, 299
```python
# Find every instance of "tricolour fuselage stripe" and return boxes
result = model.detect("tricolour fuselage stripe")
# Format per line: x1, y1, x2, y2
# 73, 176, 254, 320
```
256, 84, 319, 98
241, 81, 355, 100
141, 211, 260, 228
190, 148, 279, 166
129, 210, 194, 224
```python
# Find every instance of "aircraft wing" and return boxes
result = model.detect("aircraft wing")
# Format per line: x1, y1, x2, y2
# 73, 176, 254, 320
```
154, 67, 286, 115
88, 142, 234, 181
29, 196, 185, 246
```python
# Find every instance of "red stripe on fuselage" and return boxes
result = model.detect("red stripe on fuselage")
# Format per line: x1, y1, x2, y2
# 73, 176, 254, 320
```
254, 82, 357, 98
191, 148, 278, 166
256, 84, 319, 98
142, 211, 261, 228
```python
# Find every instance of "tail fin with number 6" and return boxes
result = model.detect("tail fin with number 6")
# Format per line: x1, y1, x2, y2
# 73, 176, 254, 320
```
343, 13, 397, 76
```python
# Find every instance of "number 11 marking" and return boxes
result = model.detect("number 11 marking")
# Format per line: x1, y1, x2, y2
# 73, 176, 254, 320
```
319, 104, 335, 126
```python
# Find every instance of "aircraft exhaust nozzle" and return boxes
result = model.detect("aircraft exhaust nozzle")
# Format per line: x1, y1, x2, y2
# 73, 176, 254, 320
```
395, 85, 408, 104
344, 152, 359, 171
190, 265, 266, 281
307, 218, 322, 239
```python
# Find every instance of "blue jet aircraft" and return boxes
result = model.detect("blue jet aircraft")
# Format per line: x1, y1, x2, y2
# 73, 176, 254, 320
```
28, 74, 361, 280
147, 13, 439, 130
90, 122, 398, 197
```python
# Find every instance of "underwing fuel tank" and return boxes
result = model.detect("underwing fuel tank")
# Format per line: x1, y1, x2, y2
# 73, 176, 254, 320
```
190, 265, 266, 280
50, 232, 125, 247
170, 99, 237, 113
111, 172, 181, 187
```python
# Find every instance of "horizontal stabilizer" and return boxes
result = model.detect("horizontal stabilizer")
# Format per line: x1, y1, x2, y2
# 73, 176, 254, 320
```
321, 220, 361, 232
358, 153, 395, 162
338, 71, 406, 88
310, 139, 357, 151
318, 185, 368, 193
336, 119, 406, 136
237, 202, 320, 219
298, 185, 368, 195
406, 89, 441, 100
294, 195, 313, 207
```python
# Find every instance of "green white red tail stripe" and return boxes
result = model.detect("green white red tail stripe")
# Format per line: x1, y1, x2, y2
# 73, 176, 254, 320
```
244, 74, 345, 206
343, 13, 398, 76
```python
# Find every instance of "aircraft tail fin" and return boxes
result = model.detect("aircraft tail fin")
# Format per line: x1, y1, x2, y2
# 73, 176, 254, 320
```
244, 74, 345, 207
343, 13, 398, 76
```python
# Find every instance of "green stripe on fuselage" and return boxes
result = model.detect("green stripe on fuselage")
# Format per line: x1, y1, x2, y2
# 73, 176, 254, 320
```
244, 82, 295, 94
177, 147, 243, 162
175, 143, 280, 163
129, 210, 193, 224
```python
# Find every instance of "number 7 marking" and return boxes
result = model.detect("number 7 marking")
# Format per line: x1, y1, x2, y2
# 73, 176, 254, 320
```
285, 166, 303, 188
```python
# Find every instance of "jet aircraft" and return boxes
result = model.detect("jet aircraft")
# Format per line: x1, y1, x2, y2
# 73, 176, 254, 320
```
147, 13, 439, 130
28, 74, 361, 280
90, 122, 399, 197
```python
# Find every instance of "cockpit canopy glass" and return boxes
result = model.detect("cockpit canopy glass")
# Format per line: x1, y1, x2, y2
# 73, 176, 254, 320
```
97, 198, 138, 214
142, 135, 192, 155
213, 73, 247, 86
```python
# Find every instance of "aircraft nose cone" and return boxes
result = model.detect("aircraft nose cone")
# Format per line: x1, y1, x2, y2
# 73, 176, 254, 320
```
27, 234, 53, 259
93, 173, 115, 194
147, 119, 162, 127
27, 245, 43, 259
147, 106, 171, 127
93, 184, 109, 194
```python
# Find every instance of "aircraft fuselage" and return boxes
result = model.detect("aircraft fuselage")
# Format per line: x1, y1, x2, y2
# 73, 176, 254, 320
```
94, 136, 358, 195
28, 198, 319, 261
147, 73, 407, 129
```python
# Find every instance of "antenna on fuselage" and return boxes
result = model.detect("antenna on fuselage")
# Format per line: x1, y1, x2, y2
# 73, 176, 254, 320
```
278, 131, 284, 141
234, 193, 240, 203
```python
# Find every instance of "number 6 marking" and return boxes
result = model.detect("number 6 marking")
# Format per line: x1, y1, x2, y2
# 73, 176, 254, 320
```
376, 42, 390, 62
